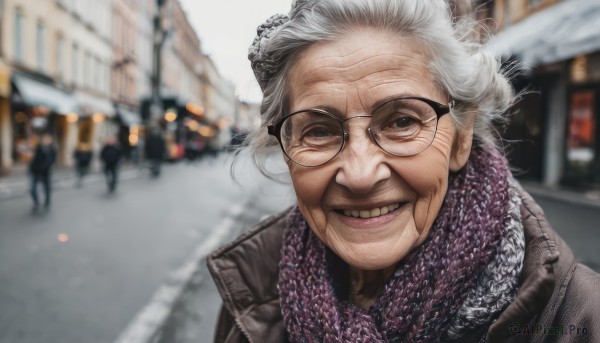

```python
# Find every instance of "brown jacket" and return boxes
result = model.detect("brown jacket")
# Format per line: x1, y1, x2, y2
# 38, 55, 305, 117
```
207, 187, 600, 342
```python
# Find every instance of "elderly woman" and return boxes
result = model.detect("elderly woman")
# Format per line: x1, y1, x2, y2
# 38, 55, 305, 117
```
208, 0, 600, 342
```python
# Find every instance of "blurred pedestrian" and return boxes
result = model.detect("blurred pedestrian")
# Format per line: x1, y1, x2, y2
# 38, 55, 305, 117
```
145, 129, 165, 177
205, 135, 220, 163
73, 143, 93, 187
29, 133, 56, 212
184, 139, 197, 163
100, 136, 122, 192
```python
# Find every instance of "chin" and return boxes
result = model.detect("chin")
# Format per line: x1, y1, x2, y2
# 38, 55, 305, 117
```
335, 244, 410, 272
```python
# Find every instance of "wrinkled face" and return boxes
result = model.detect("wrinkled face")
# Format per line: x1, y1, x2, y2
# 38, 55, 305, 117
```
286, 28, 473, 271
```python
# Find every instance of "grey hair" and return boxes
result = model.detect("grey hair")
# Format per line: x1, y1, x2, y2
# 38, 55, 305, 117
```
238, 0, 515, 179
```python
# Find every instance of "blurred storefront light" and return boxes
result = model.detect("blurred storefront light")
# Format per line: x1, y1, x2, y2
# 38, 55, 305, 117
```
198, 125, 216, 138
66, 113, 79, 123
570, 55, 588, 83
186, 102, 204, 116
185, 119, 199, 130
92, 113, 105, 123
129, 134, 139, 145
32, 106, 49, 116
164, 110, 177, 122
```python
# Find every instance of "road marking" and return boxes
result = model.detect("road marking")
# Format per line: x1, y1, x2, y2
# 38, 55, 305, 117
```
114, 202, 246, 343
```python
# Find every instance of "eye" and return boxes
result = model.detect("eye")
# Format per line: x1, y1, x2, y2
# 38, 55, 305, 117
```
283, 110, 342, 149
387, 116, 419, 129
381, 112, 421, 131
304, 125, 334, 138
375, 112, 423, 140
299, 120, 342, 148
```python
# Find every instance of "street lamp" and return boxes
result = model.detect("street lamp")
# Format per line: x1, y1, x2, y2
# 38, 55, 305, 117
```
150, 0, 169, 129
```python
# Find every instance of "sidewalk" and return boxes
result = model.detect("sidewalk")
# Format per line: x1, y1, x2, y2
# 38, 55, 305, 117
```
0, 162, 143, 202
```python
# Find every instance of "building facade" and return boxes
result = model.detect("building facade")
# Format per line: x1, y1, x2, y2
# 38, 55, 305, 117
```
0, 0, 114, 169
197, 53, 238, 148
0, 0, 239, 172
136, 0, 154, 101
487, 0, 600, 189
62, 0, 115, 167
112, 0, 138, 109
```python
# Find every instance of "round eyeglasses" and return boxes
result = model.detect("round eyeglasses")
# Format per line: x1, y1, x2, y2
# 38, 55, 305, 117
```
267, 96, 453, 167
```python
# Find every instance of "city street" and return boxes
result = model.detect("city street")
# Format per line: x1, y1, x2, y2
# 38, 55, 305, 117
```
1, 154, 599, 343
0, 153, 295, 343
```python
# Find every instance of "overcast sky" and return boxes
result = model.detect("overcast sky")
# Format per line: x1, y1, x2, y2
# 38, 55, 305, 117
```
179, 0, 292, 103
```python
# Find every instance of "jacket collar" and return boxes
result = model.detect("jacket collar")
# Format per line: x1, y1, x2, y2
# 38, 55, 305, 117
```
207, 210, 290, 342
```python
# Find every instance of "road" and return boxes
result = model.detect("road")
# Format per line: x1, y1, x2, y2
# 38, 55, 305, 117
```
0, 153, 294, 343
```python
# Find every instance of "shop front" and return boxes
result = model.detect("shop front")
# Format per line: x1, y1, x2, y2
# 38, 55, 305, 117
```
486, 0, 600, 188
10, 70, 78, 167
115, 104, 141, 162
563, 53, 600, 187
74, 91, 117, 164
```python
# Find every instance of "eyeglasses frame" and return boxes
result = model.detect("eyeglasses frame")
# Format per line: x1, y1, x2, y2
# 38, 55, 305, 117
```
267, 96, 454, 167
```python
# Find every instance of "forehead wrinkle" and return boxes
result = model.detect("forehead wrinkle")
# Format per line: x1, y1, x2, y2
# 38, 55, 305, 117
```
288, 30, 441, 112
302, 52, 416, 85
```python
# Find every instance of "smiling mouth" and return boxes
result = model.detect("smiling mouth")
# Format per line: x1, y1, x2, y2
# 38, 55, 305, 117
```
339, 203, 401, 219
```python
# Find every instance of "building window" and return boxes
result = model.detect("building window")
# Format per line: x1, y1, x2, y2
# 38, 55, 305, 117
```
83, 51, 90, 88
56, 35, 64, 80
14, 8, 23, 62
36, 21, 45, 71
72, 44, 78, 86
94, 56, 100, 91
105, 63, 110, 97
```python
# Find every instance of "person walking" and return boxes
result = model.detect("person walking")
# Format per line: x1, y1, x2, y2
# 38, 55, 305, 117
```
73, 143, 93, 187
144, 129, 165, 177
100, 136, 122, 192
29, 133, 56, 212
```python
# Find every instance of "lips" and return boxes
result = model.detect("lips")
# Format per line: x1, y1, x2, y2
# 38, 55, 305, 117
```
341, 203, 401, 219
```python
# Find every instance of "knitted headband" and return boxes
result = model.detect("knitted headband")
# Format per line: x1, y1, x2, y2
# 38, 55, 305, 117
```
248, 0, 311, 91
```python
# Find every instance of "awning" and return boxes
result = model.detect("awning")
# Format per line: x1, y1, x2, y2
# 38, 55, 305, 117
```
11, 71, 78, 114
74, 91, 115, 117
485, 0, 600, 68
116, 105, 141, 127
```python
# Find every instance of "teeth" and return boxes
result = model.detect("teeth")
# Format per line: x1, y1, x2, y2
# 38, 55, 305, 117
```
342, 203, 400, 219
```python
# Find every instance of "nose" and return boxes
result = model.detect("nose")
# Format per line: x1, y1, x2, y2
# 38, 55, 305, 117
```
334, 119, 391, 194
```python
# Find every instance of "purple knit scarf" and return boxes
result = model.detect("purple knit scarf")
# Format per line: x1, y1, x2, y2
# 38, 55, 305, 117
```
278, 147, 515, 342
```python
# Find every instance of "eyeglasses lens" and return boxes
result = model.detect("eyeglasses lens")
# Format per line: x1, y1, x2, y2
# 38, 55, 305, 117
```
279, 98, 439, 166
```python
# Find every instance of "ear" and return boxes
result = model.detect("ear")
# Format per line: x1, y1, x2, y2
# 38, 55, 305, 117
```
449, 117, 475, 172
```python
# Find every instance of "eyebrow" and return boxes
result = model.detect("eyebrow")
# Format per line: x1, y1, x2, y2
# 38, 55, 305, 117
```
370, 92, 419, 111
297, 92, 424, 118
